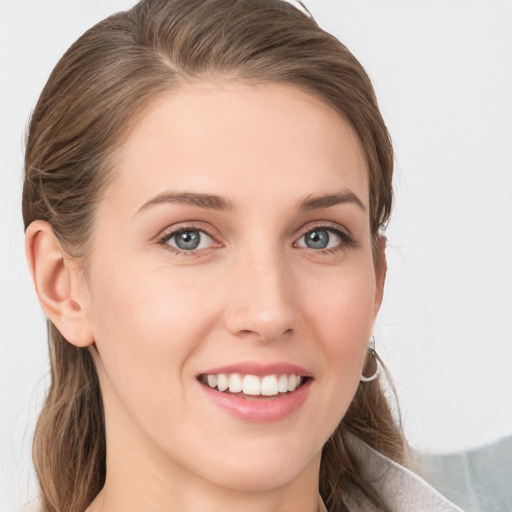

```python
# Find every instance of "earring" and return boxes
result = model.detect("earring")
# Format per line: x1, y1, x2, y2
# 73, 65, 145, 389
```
360, 336, 379, 382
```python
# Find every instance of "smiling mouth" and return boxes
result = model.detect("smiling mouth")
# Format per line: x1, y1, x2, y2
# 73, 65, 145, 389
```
198, 373, 311, 398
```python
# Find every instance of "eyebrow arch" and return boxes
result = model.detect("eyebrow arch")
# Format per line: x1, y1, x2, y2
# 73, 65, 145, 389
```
136, 192, 236, 215
298, 190, 366, 211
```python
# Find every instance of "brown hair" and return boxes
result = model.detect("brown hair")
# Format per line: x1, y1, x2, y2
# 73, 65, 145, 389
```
23, 1, 403, 511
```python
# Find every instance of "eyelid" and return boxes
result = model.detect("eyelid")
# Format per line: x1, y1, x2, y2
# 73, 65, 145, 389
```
293, 221, 356, 251
155, 220, 355, 257
296, 220, 351, 237
157, 222, 222, 256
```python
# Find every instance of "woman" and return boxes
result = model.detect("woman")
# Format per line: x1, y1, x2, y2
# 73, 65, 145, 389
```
23, 0, 464, 511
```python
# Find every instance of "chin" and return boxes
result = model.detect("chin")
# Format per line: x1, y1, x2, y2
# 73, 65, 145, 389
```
190, 435, 321, 493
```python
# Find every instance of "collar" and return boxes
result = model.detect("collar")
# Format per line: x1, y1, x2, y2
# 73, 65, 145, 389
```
318, 435, 465, 512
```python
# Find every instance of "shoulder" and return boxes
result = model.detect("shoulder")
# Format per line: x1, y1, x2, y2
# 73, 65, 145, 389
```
352, 436, 466, 512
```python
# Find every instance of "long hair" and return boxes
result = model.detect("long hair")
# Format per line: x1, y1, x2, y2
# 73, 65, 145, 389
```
22, 1, 403, 510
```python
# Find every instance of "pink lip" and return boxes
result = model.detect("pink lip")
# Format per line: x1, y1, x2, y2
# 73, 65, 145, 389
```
198, 361, 312, 377
199, 379, 312, 422
197, 361, 313, 423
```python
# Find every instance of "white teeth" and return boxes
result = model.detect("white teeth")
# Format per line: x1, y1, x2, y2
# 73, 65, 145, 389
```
228, 373, 243, 393
261, 375, 279, 396
243, 375, 261, 395
207, 374, 218, 388
217, 373, 229, 392
278, 374, 288, 393
204, 373, 304, 396
287, 374, 298, 392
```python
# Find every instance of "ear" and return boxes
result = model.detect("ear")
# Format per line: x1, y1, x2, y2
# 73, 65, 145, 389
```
25, 220, 94, 347
374, 234, 387, 314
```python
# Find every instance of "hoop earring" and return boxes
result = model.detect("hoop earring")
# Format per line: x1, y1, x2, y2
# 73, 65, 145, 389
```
360, 336, 379, 382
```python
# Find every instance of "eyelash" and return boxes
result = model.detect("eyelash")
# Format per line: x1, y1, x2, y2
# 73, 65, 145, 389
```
158, 224, 218, 258
295, 222, 357, 255
157, 223, 356, 257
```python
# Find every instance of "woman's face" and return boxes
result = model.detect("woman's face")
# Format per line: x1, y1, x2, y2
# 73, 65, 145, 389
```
81, 81, 384, 493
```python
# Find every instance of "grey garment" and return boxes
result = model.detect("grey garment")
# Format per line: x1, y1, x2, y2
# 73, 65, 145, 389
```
328, 434, 466, 512
415, 434, 512, 512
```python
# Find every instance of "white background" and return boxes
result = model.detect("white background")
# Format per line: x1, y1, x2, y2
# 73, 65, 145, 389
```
1, 1, 511, 510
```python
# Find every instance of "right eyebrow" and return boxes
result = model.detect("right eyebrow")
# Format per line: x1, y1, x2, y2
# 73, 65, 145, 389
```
135, 192, 237, 216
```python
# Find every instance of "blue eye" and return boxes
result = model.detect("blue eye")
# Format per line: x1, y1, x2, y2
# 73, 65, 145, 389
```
297, 228, 344, 250
304, 229, 330, 249
164, 229, 214, 251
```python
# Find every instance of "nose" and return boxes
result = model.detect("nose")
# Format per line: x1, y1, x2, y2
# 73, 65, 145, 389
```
223, 248, 296, 343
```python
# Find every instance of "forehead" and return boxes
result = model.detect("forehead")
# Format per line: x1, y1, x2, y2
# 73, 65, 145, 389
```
105, 80, 369, 213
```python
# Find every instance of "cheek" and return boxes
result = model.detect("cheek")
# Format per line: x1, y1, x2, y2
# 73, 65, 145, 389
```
84, 259, 215, 421
298, 262, 376, 413
301, 260, 377, 345
88, 254, 213, 347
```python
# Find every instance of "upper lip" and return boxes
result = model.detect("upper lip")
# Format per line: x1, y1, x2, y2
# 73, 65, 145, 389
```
198, 361, 313, 378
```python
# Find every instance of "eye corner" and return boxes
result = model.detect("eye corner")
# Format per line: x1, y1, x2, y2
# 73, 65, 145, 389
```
294, 223, 357, 253
157, 224, 221, 257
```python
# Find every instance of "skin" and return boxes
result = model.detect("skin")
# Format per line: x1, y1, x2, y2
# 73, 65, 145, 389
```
26, 81, 385, 512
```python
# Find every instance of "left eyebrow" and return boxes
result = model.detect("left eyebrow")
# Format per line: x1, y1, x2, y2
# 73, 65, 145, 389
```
298, 190, 366, 211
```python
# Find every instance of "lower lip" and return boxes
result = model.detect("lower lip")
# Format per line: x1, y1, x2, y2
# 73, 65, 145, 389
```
199, 380, 312, 422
